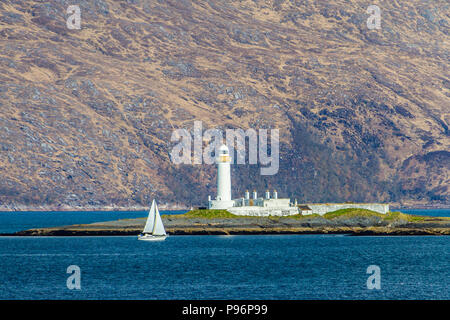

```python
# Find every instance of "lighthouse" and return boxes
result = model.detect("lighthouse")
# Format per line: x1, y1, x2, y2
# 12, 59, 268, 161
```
216, 144, 231, 201
206, 144, 298, 215
208, 144, 235, 209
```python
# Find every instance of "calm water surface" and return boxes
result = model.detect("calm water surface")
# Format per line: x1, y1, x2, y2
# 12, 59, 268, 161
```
0, 210, 187, 234
0, 209, 448, 300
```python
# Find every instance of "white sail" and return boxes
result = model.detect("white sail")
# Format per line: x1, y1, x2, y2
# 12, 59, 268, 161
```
143, 200, 156, 233
152, 202, 166, 236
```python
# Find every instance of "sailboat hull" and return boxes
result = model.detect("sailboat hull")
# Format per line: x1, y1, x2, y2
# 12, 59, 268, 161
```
138, 234, 168, 241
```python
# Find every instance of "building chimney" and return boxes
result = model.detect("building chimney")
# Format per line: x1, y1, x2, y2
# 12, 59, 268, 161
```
253, 190, 257, 200
245, 190, 250, 200
265, 190, 270, 199
273, 189, 278, 199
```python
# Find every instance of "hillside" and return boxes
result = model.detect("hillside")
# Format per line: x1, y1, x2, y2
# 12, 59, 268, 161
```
0, 0, 449, 209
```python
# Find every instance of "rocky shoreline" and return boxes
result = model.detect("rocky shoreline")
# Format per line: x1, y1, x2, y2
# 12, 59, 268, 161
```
4, 214, 450, 237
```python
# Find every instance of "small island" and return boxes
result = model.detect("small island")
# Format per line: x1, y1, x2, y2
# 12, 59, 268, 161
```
5, 209, 450, 236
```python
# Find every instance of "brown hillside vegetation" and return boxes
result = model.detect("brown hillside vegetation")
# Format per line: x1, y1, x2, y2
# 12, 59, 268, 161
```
0, 0, 448, 209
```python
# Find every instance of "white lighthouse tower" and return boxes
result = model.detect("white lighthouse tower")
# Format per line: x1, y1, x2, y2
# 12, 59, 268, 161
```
208, 144, 235, 209
217, 144, 231, 201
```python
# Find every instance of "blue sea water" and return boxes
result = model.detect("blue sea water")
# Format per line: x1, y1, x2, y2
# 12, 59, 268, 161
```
0, 210, 187, 234
0, 209, 448, 300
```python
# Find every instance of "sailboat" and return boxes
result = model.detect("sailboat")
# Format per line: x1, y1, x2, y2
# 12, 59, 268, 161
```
138, 199, 168, 241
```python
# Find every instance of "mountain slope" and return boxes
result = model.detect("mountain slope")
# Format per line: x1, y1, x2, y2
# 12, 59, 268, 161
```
0, 0, 448, 209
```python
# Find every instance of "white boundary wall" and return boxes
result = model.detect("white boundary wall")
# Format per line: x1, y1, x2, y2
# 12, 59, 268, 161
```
305, 203, 389, 215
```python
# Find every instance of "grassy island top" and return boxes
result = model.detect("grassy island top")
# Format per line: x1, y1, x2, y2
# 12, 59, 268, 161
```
163, 208, 449, 222
166, 209, 238, 219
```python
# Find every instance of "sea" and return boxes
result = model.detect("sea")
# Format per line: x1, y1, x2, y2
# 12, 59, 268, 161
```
0, 209, 448, 300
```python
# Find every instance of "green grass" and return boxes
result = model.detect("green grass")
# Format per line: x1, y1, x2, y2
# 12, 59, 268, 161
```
323, 208, 385, 219
321, 208, 446, 222
164, 209, 239, 219
161, 207, 448, 222
383, 211, 429, 222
